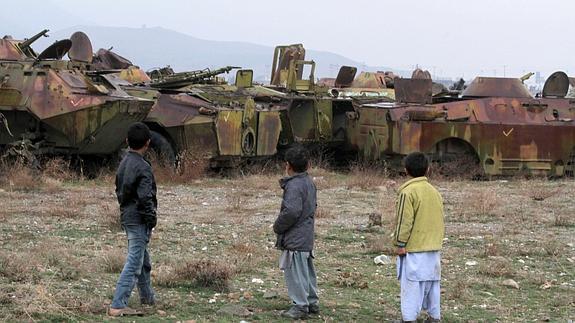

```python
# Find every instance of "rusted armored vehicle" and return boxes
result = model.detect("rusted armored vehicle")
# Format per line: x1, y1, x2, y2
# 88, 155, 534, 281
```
92, 48, 287, 167
266, 44, 382, 151
145, 70, 286, 167
319, 66, 396, 101
346, 73, 575, 177
0, 30, 153, 163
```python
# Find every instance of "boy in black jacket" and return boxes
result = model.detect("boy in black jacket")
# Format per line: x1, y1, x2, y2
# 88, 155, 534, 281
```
273, 145, 318, 320
109, 122, 158, 317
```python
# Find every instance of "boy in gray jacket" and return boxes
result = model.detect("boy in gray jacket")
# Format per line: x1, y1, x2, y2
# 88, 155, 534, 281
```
273, 145, 318, 320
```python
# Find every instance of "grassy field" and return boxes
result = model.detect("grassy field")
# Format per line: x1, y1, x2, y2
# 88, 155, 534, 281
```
0, 162, 573, 322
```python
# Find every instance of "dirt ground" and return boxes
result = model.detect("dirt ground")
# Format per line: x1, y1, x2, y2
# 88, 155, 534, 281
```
0, 166, 573, 322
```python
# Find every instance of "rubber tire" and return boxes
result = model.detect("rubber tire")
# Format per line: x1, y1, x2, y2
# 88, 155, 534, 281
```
149, 130, 176, 166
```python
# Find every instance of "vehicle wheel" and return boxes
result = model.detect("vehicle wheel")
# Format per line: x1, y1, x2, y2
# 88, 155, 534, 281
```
149, 131, 176, 166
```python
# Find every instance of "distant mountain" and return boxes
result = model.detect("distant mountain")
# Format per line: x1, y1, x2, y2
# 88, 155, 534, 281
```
29, 25, 401, 81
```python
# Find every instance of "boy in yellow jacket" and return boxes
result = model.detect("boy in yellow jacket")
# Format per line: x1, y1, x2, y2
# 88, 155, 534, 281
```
394, 152, 444, 322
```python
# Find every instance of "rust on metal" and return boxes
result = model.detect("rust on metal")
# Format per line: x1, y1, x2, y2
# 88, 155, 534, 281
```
394, 78, 433, 104
68, 32, 93, 63
334, 66, 357, 88
462, 77, 533, 98
0, 39, 25, 60
542, 71, 569, 98
92, 48, 134, 70
37, 39, 72, 60
270, 44, 305, 87
257, 111, 282, 156
411, 68, 432, 79
347, 73, 575, 177
0, 30, 153, 159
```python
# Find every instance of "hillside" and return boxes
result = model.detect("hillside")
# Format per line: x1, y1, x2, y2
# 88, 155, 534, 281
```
29, 26, 398, 81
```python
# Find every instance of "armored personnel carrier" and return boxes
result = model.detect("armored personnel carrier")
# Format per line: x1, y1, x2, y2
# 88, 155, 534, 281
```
346, 73, 575, 177
0, 30, 153, 163
92, 48, 287, 167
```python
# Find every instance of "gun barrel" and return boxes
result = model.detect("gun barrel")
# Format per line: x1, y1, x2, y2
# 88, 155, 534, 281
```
520, 72, 534, 82
151, 66, 241, 89
18, 29, 49, 51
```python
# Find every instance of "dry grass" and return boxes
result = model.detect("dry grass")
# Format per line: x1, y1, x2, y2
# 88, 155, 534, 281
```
526, 185, 561, 201
427, 155, 484, 180
315, 207, 335, 219
155, 259, 234, 292
367, 212, 383, 227
229, 241, 258, 273
542, 239, 566, 257
446, 280, 471, 301
48, 206, 81, 218
482, 242, 501, 258
0, 169, 573, 321
100, 249, 125, 273
0, 158, 78, 192
0, 162, 39, 191
334, 271, 369, 289
466, 188, 500, 217
98, 202, 122, 231
553, 212, 574, 227
43, 158, 78, 181
152, 150, 209, 184
32, 240, 84, 281
366, 236, 395, 255
478, 257, 514, 278
225, 189, 245, 214
240, 174, 279, 191
0, 251, 40, 282
345, 160, 390, 190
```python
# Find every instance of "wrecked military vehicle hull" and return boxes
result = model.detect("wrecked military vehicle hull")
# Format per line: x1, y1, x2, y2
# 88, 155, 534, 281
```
0, 31, 153, 162
347, 76, 575, 177
142, 91, 283, 167
106, 63, 288, 168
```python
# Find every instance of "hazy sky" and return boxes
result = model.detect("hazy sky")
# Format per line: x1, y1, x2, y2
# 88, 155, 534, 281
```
3, 0, 574, 78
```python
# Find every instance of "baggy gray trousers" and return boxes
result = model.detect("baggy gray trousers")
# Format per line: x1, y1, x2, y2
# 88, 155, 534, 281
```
282, 251, 319, 308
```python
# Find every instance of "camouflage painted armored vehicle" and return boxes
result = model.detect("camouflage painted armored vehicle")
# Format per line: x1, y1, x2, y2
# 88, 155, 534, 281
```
346, 73, 575, 177
0, 30, 153, 163
319, 66, 396, 101
266, 44, 373, 151
92, 49, 287, 167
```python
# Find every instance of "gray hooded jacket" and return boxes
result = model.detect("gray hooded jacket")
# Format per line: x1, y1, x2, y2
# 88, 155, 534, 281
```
273, 172, 317, 251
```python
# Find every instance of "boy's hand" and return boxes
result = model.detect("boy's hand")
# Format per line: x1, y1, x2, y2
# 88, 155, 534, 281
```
396, 247, 407, 256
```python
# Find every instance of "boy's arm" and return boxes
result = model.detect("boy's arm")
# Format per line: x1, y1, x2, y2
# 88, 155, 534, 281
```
137, 166, 157, 228
394, 192, 415, 249
273, 186, 303, 234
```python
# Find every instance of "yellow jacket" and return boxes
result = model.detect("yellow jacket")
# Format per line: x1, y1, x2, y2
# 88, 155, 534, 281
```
394, 177, 444, 252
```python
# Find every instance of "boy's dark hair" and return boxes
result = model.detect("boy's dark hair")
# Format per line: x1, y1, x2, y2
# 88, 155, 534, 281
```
284, 145, 309, 173
127, 122, 151, 150
404, 152, 429, 177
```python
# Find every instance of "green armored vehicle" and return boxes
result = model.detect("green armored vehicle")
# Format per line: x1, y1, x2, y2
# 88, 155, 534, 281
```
92, 48, 287, 167
0, 30, 153, 163
346, 73, 575, 177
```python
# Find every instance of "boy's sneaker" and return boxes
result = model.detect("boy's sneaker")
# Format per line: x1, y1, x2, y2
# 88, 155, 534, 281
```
309, 303, 320, 314
281, 306, 309, 320
107, 307, 144, 317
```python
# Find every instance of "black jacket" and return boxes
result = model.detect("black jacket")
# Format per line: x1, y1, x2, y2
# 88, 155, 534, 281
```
273, 172, 317, 251
115, 151, 157, 228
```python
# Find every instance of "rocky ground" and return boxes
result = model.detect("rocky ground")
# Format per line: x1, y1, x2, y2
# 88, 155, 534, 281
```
0, 165, 573, 322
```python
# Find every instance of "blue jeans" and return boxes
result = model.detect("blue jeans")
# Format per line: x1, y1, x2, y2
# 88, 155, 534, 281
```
111, 223, 155, 309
